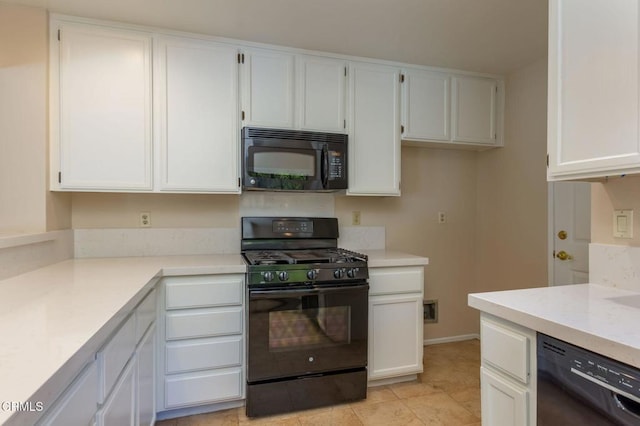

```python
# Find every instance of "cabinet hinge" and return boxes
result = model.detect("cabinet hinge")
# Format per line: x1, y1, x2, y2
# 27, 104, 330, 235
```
57, 29, 61, 41
238, 177, 241, 188
546, 154, 549, 167
400, 74, 405, 83
344, 67, 347, 77
241, 111, 245, 120
58, 171, 61, 183
401, 125, 405, 134
241, 53, 245, 64
237, 53, 241, 64
343, 119, 346, 129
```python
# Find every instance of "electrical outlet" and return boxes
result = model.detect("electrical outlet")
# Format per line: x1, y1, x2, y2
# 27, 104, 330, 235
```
352, 211, 361, 226
140, 212, 151, 228
438, 212, 446, 223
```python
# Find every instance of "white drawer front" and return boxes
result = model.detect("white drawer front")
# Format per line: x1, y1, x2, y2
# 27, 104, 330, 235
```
164, 368, 242, 408
165, 275, 243, 309
369, 266, 423, 296
136, 287, 156, 341
481, 319, 529, 384
166, 336, 242, 374
98, 314, 136, 402
165, 307, 242, 340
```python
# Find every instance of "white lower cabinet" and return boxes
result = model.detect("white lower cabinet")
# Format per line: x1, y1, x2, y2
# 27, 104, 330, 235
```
368, 266, 424, 382
481, 367, 528, 426
35, 361, 99, 426
480, 313, 536, 426
36, 285, 157, 426
157, 274, 245, 413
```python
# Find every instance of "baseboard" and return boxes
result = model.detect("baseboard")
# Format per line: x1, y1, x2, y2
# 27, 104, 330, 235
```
423, 333, 480, 346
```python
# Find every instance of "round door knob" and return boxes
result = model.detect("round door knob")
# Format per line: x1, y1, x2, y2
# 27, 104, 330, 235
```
334, 269, 345, 279
556, 250, 573, 261
278, 271, 289, 281
307, 270, 318, 280
557, 230, 568, 240
263, 271, 275, 282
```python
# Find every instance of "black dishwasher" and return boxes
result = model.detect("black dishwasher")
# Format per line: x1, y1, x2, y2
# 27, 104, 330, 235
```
537, 333, 640, 425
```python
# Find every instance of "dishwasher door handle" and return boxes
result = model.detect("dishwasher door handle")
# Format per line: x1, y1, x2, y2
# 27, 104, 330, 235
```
614, 393, 640, 420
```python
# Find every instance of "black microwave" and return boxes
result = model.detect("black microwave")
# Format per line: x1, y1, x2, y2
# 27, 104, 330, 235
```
241, 127, 348, 192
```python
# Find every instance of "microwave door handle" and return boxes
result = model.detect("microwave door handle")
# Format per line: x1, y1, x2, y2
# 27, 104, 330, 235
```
321, 144, 329, 188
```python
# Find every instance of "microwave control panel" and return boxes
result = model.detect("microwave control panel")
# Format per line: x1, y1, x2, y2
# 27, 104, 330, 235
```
329, 151, 345, 180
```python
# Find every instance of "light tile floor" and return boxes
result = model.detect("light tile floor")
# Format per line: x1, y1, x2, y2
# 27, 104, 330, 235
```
156, 339, 481, 426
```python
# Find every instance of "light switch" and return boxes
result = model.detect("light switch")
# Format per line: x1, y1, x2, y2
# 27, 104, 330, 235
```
613, 210, 633, 238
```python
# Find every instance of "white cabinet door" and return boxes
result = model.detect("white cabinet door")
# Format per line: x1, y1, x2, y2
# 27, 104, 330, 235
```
297, 55, 347, 132
548, 0, 640, 180
368, 293, 423, 380
96, 359, 135, 426
55, 23, 152, 191
481, 367, 529, 426
402, 69, 450, 142
451, 75, 498, 145
348, 62, 401, 196
137, 324, 155, 426
157, 37, 240, 193
36, 361, 99, 426
241, 48, 295, 128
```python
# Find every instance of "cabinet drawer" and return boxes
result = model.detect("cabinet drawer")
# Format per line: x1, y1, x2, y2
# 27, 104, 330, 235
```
165, 275, 243, 309
164, 368, 243, 408
36, 361, 99, 426
98, 314, 136, 402
166, 336, 242, 374
481, 318, 529, 384
165, 307, 242, 340
136, 287, 156, 341
369, 266, 423, 296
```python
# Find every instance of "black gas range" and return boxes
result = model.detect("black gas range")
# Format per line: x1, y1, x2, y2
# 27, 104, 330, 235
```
241, 217, 369, 417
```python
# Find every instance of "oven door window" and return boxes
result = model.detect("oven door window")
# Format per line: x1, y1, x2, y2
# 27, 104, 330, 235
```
247, 285, 368, 382
269, 305, 350, 351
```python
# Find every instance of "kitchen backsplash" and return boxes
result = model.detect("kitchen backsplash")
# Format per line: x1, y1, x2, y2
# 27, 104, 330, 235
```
74, 226, 385, 258
590, 243, 640, 291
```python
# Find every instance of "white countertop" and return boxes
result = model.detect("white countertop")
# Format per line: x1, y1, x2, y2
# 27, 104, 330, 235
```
468, 283, 640, 368
0, 249, 427, 424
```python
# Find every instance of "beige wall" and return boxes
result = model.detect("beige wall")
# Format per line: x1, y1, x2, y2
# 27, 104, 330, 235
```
474, 58, 548, 319
336, 147, 479, 340
591, 176, 640, 246
0, 4, 71, 233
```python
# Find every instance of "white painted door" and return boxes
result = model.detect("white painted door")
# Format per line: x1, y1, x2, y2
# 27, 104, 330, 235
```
548, 0, 640, 180
241, 48, 295, 129
402, 69, 450, 142
549, 182, 591, 286
451, 75, 498, 145
297, 55, 347, 132
56, 23, 152, 191
348, 62, 401, 196
157, 37, 240, 193
481, 367, 529, 426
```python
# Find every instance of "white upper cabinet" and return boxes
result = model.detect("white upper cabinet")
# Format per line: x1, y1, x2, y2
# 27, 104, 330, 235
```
401, 69, 502, 149
53, 22, 153, 191
241, 48, 295, 129
297, 55, 347, 132
156, 36, 240, 193
348, 62, 401, 196
240, 49, 347, 133
451, 75, 499, 145
402, 69, 450, 142
548, 0, 640, 180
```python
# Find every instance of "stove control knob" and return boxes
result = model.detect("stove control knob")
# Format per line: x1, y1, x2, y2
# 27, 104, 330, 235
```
334, 269, 345, 279
347, 268, 358, 278
278, 271, 289, 281
263, 271, 275, 282
307, 270, 318, 280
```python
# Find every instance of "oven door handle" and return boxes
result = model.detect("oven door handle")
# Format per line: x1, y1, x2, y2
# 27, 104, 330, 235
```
250, 283, 368, 299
